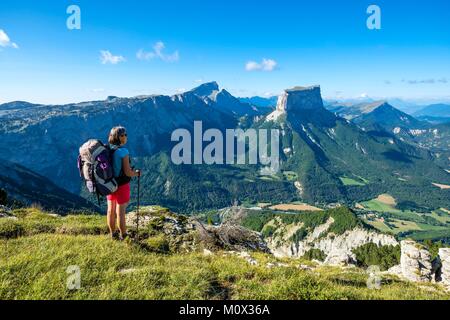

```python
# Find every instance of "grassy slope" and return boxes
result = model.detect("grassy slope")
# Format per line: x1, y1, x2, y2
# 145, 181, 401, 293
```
1, 209, 449, 300
340, 177, 367, 186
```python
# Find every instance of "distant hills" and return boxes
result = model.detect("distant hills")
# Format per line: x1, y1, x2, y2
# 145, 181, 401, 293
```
413, 104, 450, 124
414, 104, 450, 118
327, 101, 427, 140
326, 100, 450, 152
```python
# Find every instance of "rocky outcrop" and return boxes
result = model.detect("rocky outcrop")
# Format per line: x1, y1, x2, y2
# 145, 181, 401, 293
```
400, 240, 433, 282
125, 206, 269, 253
439, 248, 450, 287
387, 241, 450, 289
267, 218, 398, 265
0, 205, 12, 218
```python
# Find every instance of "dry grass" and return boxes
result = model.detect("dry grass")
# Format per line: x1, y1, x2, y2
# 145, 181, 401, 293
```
269, 204, 323, 212
375, 194, 397, 206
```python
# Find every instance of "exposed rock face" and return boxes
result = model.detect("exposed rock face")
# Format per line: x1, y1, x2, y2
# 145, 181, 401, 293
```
267, 86, 324, 121
276, 86, 324, 112
189, 81, 220, 98
267, 85, 332, 123
387, 241, 449, 288
400, 240, 432, 282
439, 248, 450, 287
267, 218, 398, 265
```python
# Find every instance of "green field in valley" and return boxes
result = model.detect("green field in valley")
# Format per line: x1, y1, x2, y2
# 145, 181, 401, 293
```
358, 196, 450, 241
339, 176, 367, 186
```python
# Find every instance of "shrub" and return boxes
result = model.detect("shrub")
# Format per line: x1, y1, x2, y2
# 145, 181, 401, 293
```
303, 248, 326, 262
0, 189, 7, 205
328, 207, 360, 235
352, 243, 400, 271
290, 228, 307, 243
423, 239, 448, 260
241, 211, 276, 232
261, 225, 276, 238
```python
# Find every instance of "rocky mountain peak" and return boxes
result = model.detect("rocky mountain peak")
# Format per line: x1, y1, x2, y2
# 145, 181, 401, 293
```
360, 100, 392, 114
267, 85, 325, 121
276, 85, 324, 112
189, 81, 220, 98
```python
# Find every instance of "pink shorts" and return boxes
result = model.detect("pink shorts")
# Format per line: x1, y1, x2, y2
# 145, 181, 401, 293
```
107, 183, 130, 205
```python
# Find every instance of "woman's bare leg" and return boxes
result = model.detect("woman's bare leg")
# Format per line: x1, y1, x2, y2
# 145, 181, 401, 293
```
116, 202, 129, 237
107, 200, 117, 234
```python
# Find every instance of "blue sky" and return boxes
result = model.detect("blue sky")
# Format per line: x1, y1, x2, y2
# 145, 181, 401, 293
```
0, 0, 449, 104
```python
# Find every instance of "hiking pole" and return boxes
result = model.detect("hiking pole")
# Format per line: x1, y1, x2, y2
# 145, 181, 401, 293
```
135, 171, 141, 242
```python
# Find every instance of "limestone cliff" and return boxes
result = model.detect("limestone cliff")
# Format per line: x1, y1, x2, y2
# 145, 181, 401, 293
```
266, 216, 398, 265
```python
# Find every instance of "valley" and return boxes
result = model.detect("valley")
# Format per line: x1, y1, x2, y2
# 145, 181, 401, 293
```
354, 194, 450, 243
0, 82, 449, 242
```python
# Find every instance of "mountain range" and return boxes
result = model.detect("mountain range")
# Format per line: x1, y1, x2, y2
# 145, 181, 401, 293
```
326, 101, 450, 152
413, 104, 450, 124
0, 82, 449, 212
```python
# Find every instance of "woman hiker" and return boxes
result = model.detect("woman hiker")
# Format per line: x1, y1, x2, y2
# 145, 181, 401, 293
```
107, 126, 141, 240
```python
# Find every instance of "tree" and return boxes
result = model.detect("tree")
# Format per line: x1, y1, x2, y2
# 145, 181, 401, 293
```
0, 189, 7, 205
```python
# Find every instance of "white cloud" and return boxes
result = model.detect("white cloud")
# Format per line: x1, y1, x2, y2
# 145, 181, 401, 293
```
0, 29, 19, 49
245, 58, 277, 72
100, 50, 125, 65
137, 41, 179, 63
402, 78, 448, 85
359, 93, 369, 98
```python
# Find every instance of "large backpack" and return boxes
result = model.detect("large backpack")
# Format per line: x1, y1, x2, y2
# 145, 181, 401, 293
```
77, 140, 118, 202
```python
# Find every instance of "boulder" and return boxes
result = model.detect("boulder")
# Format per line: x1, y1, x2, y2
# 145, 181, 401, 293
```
387, 264, 402, 276
0, 205, 12, 218
439, 248, 450, 287
324, 251, 355, 266
400, 240, 432, 282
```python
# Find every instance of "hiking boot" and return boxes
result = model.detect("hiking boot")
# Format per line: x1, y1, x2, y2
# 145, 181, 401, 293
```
110, 231, 120, 240
119, 233, 130, 241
